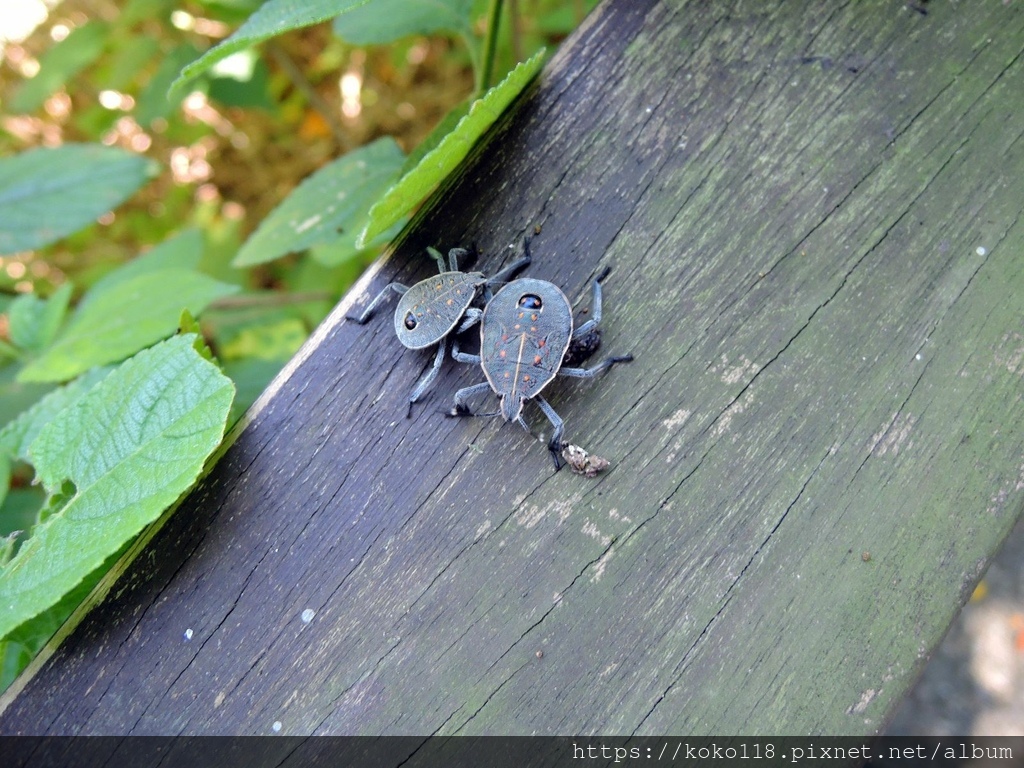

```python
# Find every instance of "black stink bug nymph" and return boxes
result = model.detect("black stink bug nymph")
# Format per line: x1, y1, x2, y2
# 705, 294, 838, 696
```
347, 244, 530, 416
449, 267, 633, 470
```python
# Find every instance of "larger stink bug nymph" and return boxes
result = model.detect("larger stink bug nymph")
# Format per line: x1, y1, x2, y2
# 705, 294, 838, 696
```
449, 267, 633, 470
347, 244, 530, 416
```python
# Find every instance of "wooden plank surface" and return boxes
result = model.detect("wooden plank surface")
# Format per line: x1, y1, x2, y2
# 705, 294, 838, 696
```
3, 0, 1024, 736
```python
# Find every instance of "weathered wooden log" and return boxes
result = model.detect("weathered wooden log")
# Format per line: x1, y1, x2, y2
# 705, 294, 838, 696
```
2, 0, 1024, 735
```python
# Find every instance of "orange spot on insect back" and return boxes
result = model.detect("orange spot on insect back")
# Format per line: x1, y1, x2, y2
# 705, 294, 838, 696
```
533, 355, 542, 365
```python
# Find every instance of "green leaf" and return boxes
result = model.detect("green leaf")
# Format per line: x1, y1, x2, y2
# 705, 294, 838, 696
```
18, 268, 238, 383
222, 357, 283, 425
332, 0, 474, 45
0, 530, 124, 693
178, 309, 201, 337
99, 35, 161, 92
308, 218, 406, 266
399, 96, 470, 175
0, 145, 155, 256
220, 318, 307, 361
357, 48, 545, 248
0, 455, 10, 512
7, 283, 73, 354
234, 137, 404, 266
91, 228, 205, 293
0, 489, 46, 540
536, 1, 601, 35
208, 51, 274, 110
194, 0, 268, 23
0, 368, 111, 463
0, 367, 53, 435
0, 334, 234, 641
118, 0, 178, 29
8, 21, 111, 114
1, 634, 32, 693
171, 0, 372, 97
135, 43, 200, 126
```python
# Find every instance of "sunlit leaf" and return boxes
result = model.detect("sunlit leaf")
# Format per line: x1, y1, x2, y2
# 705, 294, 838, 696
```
0, 368, 112, 463
0, 145, 155, 256
171, 0, 371, 96
0, 335, 235, 641
7, 284, 73, 354
90, 228, 205, 293
234, 137, 404, 266
220, 318, 307, 361
100, 35, 160, 91
135, 43, 200, 125
208, 51, 274, 109
357, 49, 545, 248
18, 268, 237, 383
332, 0, 474, 45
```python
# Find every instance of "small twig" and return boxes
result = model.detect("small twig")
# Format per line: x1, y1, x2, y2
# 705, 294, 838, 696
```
479, 0, 505, 95
267, 42, 348, 148
508, 0, 522, 63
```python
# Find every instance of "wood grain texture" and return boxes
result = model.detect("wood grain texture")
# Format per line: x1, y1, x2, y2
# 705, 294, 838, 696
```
3, 0, 1024, 736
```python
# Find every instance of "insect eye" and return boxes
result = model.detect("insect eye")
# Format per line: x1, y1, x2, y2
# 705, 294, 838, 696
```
404, 312, 418, 330
518, 294, 542, 310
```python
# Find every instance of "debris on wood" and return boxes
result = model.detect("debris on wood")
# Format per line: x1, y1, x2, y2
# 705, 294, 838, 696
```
560, 442, 611, 477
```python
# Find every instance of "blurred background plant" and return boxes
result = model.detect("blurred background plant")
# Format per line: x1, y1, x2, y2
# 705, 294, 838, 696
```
0, 0, 598, 692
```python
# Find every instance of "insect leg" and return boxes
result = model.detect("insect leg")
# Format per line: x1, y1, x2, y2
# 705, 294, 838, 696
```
447, 381, 494, 416
557, 354, 634, 379
482, 238, 532, 299
446, 246, 475, 271
406, 340, 448, 418
454, 307, 482, 334
346, 282, 409, 324
451, 339, 482, 365
483, 256, 532, 297
572, 266, 611, 339
425, 246, 448, 274
533, 395, 566, 470
487, 254, 532, 284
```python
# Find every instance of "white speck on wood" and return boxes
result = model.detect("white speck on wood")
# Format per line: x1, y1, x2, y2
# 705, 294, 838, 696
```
847, 688, 877, 714
515, 505, 545, 528
581, 519, 612, 547
662, 408, 692, 431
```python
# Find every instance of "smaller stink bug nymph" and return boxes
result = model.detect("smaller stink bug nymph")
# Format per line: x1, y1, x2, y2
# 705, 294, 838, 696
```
347, 244, 530, 416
